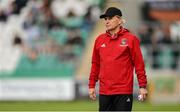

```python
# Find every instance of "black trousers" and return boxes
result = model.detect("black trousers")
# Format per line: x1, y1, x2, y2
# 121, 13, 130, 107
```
99, 94, 133, 112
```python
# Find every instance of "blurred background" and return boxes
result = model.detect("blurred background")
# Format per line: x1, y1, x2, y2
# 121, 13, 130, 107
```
0, 0, 180, 111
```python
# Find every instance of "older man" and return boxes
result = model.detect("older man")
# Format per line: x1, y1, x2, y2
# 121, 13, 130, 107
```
88, 7, 148, 111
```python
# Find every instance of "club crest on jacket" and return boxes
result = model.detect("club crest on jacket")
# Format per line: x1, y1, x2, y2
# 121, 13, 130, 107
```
120, 38, 128, 46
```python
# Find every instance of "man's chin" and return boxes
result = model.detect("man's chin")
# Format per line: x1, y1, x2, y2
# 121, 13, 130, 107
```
106, 28, 113, 31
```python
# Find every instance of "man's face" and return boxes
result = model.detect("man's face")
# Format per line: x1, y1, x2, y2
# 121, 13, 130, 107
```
104, 16, 122, 31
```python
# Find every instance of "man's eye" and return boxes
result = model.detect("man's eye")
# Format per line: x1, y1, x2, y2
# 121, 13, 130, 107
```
104, 17, 113, 20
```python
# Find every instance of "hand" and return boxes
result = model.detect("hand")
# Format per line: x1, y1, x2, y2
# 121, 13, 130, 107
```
89, 88, 96, 100
139, 87, 148, 101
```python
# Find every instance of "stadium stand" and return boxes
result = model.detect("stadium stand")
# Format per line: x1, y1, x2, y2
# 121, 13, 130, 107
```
0, 0, 104, 78
1, 0, 178, 77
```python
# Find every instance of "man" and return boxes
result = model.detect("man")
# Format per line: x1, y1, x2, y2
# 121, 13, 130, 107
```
88, 7, 148, 111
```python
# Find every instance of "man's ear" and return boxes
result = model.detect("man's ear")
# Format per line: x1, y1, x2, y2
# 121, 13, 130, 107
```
118, 18, 123, 25
116, 16, 123, 25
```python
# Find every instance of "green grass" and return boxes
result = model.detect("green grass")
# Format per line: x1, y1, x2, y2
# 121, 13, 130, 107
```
133, 101, 180, 111
0, 100, 180, 111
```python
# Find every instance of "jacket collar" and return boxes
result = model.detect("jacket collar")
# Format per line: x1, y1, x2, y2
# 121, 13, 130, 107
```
106, 27, 129, 39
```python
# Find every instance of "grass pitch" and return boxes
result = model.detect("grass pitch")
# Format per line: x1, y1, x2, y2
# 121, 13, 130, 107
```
0, 100, 180, 111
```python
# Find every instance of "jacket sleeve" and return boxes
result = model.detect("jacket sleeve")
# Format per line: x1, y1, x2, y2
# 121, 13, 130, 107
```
88, 39, 100, 88
131, 36, 147, 88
